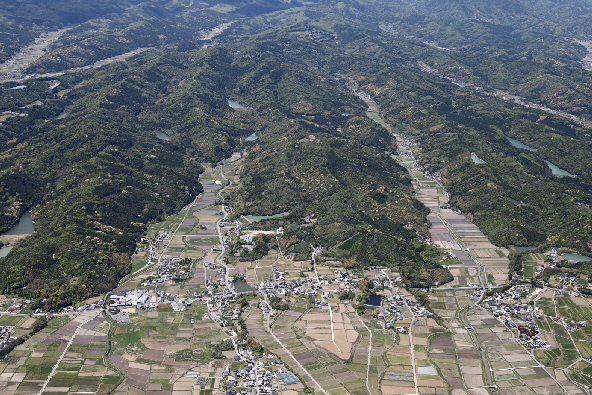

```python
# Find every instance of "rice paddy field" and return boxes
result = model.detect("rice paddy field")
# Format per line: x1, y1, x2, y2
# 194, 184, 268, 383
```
533, 290, 592, 389
109, 305, 229, 394
427, 285, 590, 395
3, 146, 591, 395
0, 313, 120, 394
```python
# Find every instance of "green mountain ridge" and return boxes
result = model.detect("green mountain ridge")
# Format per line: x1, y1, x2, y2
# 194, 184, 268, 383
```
2, 0, 592, 307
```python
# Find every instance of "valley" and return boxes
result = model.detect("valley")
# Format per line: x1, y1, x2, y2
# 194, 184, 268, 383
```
357, 86, 589, 395
0, 28, 70, 81
1, 1, 592, 394
0, 109, 589, 394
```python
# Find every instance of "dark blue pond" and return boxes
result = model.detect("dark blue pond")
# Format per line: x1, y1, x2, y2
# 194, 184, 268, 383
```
367, 293, 382, 306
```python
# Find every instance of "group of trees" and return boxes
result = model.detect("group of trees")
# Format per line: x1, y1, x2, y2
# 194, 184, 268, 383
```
0, 48, 260, 307
269, 296, 289, 311
238, 235, 271, 262
211, 339, 234, 359
339, 290, 355, 300
0, 316, 47, 358
215, 30, 456, 287
333, 23, 592, 255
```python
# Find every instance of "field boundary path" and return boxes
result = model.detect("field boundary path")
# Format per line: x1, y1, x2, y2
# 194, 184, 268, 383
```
266, 315, 329, 395
38, 311, 98, 395
354, 310, 374, 395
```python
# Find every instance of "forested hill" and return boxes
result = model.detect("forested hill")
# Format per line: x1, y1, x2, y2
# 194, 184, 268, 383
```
0, 36, 450, 308
324, 0, 592, 37
2, 0, 592, 307
0, 0, 305, 65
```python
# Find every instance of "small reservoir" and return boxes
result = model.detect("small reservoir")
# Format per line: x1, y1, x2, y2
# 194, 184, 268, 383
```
54, 111, 68, 120
228, 99, 246, 109
3, 211, 35, 235
506, 136, 533, 150
544, 160, 573, 176
244, 213, 287, 223
507, 197, 524, 205
234, 279, 256, 293
471, 153, 485, 164
367, 293, 382, 306
0, 246, 13, 258
245, 132, 259, 142
155, 131, 171, 141
562, 254, 592, 262
0, 211, 35, 259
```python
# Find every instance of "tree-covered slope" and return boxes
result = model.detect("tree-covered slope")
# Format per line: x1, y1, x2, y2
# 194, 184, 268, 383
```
0, 50, 255, 307
3, 0, 592, 306
1, 0, 307, 73
0, 37, 453, 306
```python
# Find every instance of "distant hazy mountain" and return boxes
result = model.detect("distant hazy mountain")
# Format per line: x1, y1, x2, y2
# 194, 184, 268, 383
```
323, 0, 592, 37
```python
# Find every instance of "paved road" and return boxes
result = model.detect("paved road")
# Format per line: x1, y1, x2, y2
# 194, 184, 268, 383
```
265, 310, 329, 395
457, 307, 494, 388
214, 164, 233, 290
352, 310, 374, 395
402, 298, 419, 395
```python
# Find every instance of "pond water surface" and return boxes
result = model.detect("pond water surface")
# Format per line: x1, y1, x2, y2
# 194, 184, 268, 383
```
367, 293, 382, 306
544, 160, 573, 176
507, 197, 524, 205
0, 246, 13, 258
245, 133, 259, 142
234, 279, 256, 293
506, 136, 533, 150
244, 213, 287, 222
54, 111, 68, 120
3, 211, 35, 235
471, 153, 485, 164
562, 254, 592, 262
228, 99, 246, 109
0, 212, 35, 259
155, 131, 171, 141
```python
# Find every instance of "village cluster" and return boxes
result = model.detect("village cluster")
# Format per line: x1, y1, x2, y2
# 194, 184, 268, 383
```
482, 285, 550, 350
380, 294, 425, 324
481, 282, 591, 353
139, 231, 173, 265
221, 354, 301, 394
2, 158, 589, 394
205, 288, 242, 327
0, 326, 16, 349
